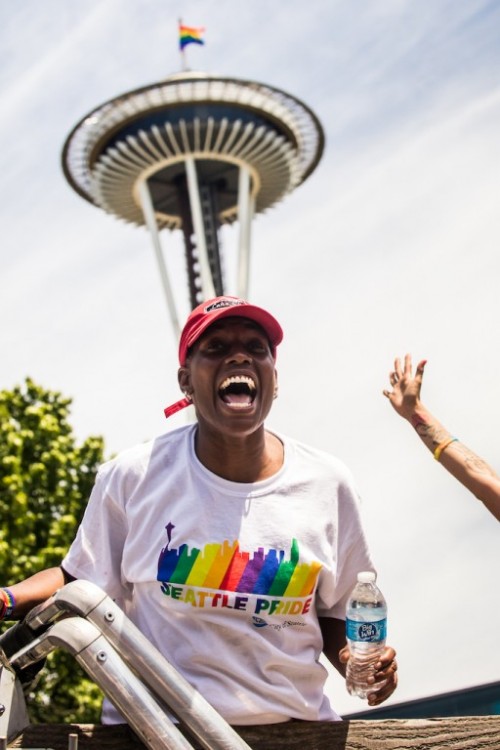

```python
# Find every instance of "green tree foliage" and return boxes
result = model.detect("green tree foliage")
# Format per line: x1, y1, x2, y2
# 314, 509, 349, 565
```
0, 378, 106, 723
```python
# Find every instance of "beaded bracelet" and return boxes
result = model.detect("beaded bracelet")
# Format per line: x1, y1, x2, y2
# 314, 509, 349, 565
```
434, 437, 458, 462
0, 587, 16, 620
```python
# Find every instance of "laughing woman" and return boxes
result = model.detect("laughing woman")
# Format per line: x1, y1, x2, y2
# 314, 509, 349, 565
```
0, 297, 398, 725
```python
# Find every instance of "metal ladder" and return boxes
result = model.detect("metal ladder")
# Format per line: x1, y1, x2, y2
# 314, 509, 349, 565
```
0, 580, 254, 750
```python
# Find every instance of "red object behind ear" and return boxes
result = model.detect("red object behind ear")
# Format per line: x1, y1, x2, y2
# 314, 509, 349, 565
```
164, 397, 191, 419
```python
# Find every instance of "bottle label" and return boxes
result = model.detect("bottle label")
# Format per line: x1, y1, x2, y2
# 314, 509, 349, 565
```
346, 618, 387, 642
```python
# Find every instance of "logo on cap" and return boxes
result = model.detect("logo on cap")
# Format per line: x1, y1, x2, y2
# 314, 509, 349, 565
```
205, 298, 246, 313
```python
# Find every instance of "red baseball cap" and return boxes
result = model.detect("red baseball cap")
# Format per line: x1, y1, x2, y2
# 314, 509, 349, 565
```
179, 296, 283, 365
164, 295, 283, 419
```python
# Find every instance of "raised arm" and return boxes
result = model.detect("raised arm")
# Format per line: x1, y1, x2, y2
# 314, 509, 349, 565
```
383, 354, 500, 522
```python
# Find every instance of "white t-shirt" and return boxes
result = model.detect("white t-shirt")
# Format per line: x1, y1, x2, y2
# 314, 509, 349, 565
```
62, 424, 373, 725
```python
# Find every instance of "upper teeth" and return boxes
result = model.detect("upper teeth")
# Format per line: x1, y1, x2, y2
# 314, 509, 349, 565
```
219, 376, 256, 391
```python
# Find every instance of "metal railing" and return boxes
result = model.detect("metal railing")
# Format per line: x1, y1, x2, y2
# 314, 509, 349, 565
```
0, 580, 253, 750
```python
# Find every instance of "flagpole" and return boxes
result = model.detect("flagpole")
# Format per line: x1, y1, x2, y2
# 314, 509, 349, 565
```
178, 18, 188, 72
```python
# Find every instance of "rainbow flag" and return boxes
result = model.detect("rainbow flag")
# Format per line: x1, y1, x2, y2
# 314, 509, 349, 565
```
179, 24, 205, 50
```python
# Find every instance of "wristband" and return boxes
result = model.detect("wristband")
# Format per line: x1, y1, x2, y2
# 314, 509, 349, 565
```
0, 587, 16, 620
434, 437, 458, 462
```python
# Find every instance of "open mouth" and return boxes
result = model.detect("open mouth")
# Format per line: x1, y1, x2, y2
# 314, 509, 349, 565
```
218, 375, 256, 408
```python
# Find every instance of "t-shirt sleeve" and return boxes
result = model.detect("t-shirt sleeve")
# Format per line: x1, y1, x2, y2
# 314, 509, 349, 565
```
62, 462, 130, 602
317, 471, 374, 620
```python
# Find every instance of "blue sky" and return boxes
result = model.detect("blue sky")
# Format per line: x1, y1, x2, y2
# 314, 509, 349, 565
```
1, 0, 499, 716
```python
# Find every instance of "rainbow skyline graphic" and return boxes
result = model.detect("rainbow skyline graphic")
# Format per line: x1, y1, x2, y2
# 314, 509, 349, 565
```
157, 523, 321, 598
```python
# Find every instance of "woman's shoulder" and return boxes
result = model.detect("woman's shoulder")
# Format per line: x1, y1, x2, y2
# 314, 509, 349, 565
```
99, 423, 194, 478
276, 430, 354, 481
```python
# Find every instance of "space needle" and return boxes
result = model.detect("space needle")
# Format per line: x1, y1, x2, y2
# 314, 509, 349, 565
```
62, 54, 324, 339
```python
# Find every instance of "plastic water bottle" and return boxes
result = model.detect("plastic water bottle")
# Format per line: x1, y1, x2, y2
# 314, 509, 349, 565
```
345, 571, 387, 699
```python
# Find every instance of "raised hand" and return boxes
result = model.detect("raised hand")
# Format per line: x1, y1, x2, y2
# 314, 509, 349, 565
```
383, 354, 426, 421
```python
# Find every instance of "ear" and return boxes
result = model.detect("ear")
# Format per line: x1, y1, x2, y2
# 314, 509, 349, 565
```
178, 366, 192, 396
273, 368, 279, 399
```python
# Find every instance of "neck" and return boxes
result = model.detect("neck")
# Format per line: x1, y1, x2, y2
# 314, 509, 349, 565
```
194, 426, 284, 483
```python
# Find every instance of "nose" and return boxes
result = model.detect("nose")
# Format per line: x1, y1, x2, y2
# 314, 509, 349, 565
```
225, 348, 252, 365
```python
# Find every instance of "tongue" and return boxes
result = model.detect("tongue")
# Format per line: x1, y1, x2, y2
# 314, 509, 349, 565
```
222, 392, 252, 406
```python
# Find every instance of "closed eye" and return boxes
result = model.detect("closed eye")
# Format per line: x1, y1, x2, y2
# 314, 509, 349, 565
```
247, 338, 269, 354
200, 337, 269, 356
203, 339, 227, 353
